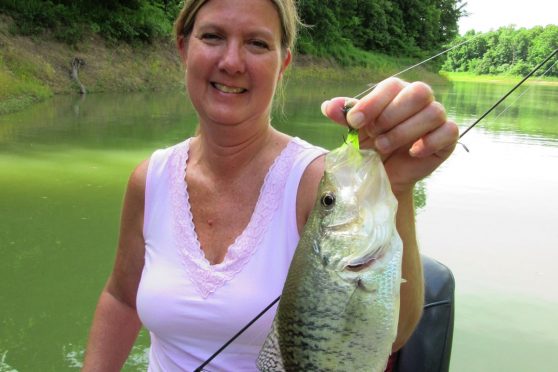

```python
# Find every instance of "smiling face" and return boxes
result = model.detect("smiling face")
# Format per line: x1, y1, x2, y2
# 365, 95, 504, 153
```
179, 0, 291, 128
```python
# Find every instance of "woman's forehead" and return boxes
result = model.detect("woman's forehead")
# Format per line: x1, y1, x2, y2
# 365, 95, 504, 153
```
194, 0, 281, 31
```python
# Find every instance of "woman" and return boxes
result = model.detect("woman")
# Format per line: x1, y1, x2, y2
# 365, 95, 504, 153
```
83, 0, 458, 370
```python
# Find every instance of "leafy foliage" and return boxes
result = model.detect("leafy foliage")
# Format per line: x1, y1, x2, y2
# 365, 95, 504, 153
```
441, 26, 558, 77
0, 0, 179, 45
0, 0, 465, 62
297, 0, 465, 59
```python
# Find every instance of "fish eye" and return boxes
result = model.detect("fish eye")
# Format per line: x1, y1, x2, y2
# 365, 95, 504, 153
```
320, 192, 336, 209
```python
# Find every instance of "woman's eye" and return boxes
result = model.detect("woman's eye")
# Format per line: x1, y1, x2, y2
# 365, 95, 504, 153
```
200, 33, 222, 42
249, 39, 269, 50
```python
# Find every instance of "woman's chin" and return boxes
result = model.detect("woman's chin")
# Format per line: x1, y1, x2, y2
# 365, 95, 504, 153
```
202, 111, 250, 127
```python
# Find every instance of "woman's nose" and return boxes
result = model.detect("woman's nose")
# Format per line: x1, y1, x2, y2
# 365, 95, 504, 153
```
218, 41, 246, 74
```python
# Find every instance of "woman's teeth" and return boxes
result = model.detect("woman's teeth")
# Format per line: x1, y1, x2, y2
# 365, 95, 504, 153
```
213, 83, 246, 94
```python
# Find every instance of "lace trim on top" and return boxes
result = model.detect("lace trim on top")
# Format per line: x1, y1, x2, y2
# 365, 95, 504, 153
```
169, 138, 303, 298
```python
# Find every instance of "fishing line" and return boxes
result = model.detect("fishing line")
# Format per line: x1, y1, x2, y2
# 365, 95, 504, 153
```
352, 33, 484, 100
458, 48, 558, 139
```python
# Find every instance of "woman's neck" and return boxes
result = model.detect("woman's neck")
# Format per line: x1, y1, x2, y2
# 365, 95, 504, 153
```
190, 121, 287, 180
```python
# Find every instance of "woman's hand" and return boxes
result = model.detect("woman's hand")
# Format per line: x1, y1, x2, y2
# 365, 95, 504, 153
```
321, 77, 459, 196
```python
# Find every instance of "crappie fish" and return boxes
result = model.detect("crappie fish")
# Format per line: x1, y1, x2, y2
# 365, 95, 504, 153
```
257, 140, 403, 371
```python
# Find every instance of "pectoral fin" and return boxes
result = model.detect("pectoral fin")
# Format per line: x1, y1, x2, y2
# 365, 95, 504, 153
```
256, 321, 285, 371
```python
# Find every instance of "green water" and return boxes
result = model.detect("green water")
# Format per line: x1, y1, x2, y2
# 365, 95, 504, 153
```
1, 78, 557, 371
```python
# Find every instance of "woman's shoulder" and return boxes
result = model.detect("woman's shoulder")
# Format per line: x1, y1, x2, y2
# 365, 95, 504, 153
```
129, 137, 189, 196
142, 138, 193, 181
295, 151, 326, 232
127, 158, 150, 201
289, 136, 327, 186
290, 136, 326, 153
298, 153, 325, 197
126, 138, 187, 199
150, 138, 191, 163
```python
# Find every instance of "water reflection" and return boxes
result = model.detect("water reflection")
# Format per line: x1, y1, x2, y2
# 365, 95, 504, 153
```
0, 351, 18, 371
436, 81, 558, 139
0, 91, 198, 152
416, 125, 558, 370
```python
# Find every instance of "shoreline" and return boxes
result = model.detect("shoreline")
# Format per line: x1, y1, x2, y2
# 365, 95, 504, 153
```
5, 67, 556, 116
1, 14, 555, 116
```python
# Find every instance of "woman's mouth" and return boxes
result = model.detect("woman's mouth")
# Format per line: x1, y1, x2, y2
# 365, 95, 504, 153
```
212, 82, 247, 94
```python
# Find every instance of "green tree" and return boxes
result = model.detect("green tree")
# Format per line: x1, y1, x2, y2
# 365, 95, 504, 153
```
440, 25, 558, 77
528, 25, 558, 74
1, 0, 467, 65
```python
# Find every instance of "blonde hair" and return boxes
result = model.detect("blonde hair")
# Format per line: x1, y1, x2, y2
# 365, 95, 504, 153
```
173, 0, 300, 52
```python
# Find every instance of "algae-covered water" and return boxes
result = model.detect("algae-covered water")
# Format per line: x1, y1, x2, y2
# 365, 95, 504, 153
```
1, 79, 557, 371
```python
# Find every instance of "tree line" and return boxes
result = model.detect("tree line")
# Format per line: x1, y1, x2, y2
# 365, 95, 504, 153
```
2, 1, 555, 77
295, 0, 464, 60
441, 25, 558, 77
0, 0, 182, 44
0, 0, 464, 61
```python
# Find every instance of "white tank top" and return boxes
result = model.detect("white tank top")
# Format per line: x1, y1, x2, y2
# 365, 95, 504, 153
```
137, 137, 326, 371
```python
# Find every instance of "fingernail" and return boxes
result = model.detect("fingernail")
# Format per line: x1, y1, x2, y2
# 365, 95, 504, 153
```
409, 144, 421, 157
320, 100, 329, 116
375, 136, 390, 152
347, 110, 365, 128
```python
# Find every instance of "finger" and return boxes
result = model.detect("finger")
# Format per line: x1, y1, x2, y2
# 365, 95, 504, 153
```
409, 120, 459, 159
345, 78, 406, 129
374, 101, 447, 154
321, 97, 352, 125
374, 82, 435, 135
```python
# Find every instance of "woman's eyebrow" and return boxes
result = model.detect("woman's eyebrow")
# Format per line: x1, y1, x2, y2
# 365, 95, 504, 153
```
195, 22, 276, 40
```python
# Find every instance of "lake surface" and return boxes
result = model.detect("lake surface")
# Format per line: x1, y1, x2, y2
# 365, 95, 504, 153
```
1, 77, 557, 371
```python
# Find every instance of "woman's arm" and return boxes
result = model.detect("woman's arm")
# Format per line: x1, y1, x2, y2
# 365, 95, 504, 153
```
391, 189, 423, 351
82, 160, 148, 371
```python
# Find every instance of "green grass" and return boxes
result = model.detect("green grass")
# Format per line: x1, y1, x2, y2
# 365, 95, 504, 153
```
0, 63, 52, 115
442, 71, 558, 85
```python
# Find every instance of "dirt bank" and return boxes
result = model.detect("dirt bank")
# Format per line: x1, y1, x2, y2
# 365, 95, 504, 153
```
0, 14, 447, 115
0, 14, 185, 114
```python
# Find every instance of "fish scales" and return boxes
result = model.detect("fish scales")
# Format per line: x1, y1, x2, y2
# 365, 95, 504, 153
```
257, 142, 403, 371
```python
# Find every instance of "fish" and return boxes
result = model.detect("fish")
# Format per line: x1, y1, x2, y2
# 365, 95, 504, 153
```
256, 137, 403, 371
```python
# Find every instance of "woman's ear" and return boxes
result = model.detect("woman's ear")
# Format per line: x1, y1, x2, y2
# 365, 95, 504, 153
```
279, 48, 292, 78
177, 34, 188, 66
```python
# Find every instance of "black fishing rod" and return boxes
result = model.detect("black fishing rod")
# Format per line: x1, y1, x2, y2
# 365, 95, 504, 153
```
193, 46, 558, 372
459, 47, 558, 139
193, 296, 281, 372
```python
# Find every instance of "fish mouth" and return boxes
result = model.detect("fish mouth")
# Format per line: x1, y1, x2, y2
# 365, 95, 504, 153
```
323, 214, 360, 231
212, 82, 247, 94
341, 249, 386, 294
344, 249, 384, 272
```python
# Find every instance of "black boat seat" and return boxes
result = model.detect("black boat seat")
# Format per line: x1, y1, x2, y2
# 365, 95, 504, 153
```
394, 255, 455, 372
